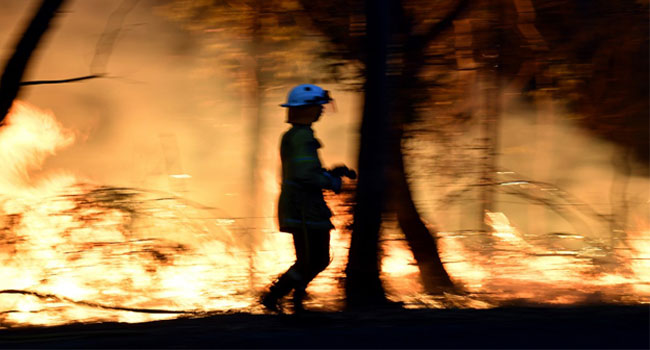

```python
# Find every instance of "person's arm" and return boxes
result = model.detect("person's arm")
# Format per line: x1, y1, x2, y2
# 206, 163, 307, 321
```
290, 129, 341, 192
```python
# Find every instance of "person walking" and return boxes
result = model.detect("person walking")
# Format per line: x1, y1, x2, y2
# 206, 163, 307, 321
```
261, 84, 354, 313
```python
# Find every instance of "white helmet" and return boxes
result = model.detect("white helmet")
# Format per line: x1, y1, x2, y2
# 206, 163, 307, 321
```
280, 84, 332, 107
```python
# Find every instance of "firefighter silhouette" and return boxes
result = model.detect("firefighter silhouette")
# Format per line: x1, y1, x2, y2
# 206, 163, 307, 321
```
261, 84, 355, 313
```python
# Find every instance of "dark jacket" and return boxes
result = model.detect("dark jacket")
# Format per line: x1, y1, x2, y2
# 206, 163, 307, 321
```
278, 125, 335, 232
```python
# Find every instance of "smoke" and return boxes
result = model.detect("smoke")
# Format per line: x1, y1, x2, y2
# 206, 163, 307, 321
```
0, 0, 358, 221
1, 0, 244, 213
406, 98, 649, 241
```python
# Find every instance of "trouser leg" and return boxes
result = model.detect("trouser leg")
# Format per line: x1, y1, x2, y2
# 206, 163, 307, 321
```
291, 228, 330, 310
263, 229, 330, 312
261, 265, 301, 312
292, 228, 330, 285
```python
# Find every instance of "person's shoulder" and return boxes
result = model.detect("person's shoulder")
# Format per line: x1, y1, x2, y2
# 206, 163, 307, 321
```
288, 125, 314, 141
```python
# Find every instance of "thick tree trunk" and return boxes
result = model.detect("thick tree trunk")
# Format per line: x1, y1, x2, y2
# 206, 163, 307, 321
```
0, 0, 66, 123
345, 0, 391, 308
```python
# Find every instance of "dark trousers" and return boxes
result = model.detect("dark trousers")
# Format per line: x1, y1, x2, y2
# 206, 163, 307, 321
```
290, 228, 330, 290
272, 228, 331, 297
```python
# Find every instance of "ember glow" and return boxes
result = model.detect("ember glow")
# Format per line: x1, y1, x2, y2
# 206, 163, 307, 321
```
0, 102, 648, 328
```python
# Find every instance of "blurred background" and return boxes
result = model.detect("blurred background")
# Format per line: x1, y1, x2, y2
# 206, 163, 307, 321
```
0, 0, 647, 327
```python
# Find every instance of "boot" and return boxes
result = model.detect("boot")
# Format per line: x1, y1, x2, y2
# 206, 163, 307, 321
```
260, 273, 294, 312
292, 288, 306, 313
261, 291, 282, 313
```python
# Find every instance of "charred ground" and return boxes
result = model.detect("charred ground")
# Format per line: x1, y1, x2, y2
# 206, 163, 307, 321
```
0, 304, 647, 349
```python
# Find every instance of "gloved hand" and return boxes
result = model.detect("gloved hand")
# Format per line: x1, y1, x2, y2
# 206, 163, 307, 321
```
328, 165, 357, 180
323, 171, 342, 194
330, 176, 342, 194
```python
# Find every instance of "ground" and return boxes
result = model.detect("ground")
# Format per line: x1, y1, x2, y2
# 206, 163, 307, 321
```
0, 305, 647, 348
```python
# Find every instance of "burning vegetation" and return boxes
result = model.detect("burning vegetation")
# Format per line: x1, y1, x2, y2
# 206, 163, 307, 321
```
0, 102, 647, 328
0, 0, 647, 331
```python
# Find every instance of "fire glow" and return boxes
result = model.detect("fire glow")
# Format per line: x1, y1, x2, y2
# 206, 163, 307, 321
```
0, 102, 648, 328
438, 211, 650, 305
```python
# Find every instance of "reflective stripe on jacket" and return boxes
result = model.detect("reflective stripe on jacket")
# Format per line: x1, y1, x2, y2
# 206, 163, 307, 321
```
278, 125, 334, 232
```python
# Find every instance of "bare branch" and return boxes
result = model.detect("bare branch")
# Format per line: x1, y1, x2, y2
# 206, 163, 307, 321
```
91, 0, 140, 75
20, 74, 104, 86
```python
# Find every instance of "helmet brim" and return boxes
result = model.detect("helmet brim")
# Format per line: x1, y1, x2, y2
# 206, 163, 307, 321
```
280, 101, 329, 108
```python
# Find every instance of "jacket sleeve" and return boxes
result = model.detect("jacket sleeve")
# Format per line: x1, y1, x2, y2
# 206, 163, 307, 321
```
289, 129, 333, 189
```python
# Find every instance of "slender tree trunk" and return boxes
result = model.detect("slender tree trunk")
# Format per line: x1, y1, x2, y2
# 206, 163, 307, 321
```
389, 128, 455, 291
387, 89, 456, 293
383, 0, 467, 294
478, 0, 503, 232
0, 0, 66, 123
245, 2, 264, 292
345, 0, 391, 308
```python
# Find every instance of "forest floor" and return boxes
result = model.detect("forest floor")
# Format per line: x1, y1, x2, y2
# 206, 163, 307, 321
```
0, 304, 647, 349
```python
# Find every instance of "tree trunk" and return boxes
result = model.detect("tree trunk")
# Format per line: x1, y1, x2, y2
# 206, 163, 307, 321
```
245, 1, 264, 292
345, 0, 391, 308
383, 0, 465, 294
0, 0, 66, 123
388, 129, 455, 292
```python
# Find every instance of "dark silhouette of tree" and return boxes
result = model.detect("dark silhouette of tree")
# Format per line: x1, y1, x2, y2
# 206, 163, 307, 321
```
344, 0, 392, 306
383, 0, 469, 293
300, 0, 470, 301
0, 0, 66, 123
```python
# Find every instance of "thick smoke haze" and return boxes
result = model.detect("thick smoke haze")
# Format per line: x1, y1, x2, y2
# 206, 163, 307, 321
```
0, 0, 360, 219
407, 101, 649, 239
1, 0, 646, 237
0, 1, 648, 326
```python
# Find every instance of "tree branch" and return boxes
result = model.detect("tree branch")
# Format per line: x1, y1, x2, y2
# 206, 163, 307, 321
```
20, 74, 104, 86
91, 0, 140, 75
407, 0, 470, 55
0, 0, 66, 123
297, 0, 364, 63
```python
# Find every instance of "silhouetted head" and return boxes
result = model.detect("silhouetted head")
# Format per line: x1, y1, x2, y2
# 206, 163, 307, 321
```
287, 104, 323, 125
